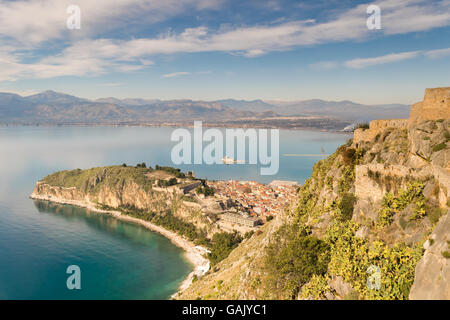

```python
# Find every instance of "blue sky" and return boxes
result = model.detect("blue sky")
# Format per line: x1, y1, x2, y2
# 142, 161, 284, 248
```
0, 0, 449, 104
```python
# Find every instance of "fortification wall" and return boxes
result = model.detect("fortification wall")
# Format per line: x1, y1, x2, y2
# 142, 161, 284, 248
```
409, 87, 450, 126
354, 87, 449, 144
353, 119, 408, 144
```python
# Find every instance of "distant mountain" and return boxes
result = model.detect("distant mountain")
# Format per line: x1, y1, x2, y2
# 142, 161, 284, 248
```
213, 98, 410, 121
220, 98, 410, 121
0, 91, 264, 124
215, 99, 274, 113
267, 99, 411, 121
26, 90, 88, 105
0, 91, 411, 125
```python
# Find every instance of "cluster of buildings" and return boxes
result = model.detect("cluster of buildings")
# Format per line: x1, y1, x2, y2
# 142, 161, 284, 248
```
209, 180, 298, 223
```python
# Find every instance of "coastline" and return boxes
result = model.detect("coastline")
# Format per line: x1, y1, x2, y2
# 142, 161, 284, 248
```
29, 192, 209, 299
0, 122, 353, 134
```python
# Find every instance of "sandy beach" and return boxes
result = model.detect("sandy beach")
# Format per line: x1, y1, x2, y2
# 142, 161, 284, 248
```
29, 192, 210, 298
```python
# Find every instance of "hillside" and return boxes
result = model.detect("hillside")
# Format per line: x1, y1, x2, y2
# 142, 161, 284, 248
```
177, 87, 450, 300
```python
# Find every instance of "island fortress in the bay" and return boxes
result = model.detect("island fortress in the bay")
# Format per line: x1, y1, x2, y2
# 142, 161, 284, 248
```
30, 87, 449, 300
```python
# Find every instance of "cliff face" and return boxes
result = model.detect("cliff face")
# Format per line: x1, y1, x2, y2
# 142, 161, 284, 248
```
179, 88, 449, 300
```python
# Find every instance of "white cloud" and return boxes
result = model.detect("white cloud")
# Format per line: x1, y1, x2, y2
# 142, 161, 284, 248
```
379, 0, 450, 35
0, 0, 223, 45
344, 51, 422, 69
424, 47, 450, 59
312, 47, 450, 70
162, 72, 191, 78
0, 0, 449, 81
0, 88, 39, 96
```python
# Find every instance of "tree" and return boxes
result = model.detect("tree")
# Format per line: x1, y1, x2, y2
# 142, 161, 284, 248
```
265, 225, 330, 299
207, 232, 243, 265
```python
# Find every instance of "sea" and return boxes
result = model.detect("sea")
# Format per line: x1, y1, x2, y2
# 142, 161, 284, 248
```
0, 125, 350, 299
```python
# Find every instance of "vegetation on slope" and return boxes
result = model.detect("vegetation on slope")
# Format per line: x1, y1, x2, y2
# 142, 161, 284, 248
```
261, 143, 425, 300
207, 231, 243, 266
42, 165, 155, 193
265, 226, 330, 299
179, 119, 448, 300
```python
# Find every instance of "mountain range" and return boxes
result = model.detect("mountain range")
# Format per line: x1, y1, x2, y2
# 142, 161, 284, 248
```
0, 90, 410, 125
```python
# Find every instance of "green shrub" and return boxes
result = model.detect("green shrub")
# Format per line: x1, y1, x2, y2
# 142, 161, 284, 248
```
432, 142, 447, 152
207, 232, 243, 266
377, 182, 425, 227
299, 275, 330, 299
196, 185, 214, 196
155, 165, 186, 178
356, 123, 370, 130
342, 148, 356, 165
326, 220, 423, 300
264, 225, 330, 299
444, 131, 450, 141
157, 177, 178, 187
244, 231, 254, 239
337, 193, 357, 221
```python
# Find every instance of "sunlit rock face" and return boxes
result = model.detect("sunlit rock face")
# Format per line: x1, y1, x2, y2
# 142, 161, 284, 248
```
409, 87, 450, 126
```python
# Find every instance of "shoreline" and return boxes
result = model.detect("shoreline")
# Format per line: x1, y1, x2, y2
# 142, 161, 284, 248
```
29, 192, 210, 299
0, 122, 353, 134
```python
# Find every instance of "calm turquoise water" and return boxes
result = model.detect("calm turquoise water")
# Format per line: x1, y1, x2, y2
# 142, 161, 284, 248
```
0, 126, 349, 299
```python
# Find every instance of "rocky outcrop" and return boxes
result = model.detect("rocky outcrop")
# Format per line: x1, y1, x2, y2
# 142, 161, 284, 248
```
407, 119, 450, 169
355, 164, 422, 203
409, 212, 450, 299
409, 87, 450, 126
31, 180, 169, 213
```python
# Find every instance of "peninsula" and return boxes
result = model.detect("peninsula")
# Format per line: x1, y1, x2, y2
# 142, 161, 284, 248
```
30, 164, 297, 294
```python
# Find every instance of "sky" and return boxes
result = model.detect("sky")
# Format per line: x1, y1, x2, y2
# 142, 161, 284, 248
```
0, 0, 449, 104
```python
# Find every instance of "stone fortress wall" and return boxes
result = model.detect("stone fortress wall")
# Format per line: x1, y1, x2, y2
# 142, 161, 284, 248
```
353, 87, 450, 144
353, 87, 450, 208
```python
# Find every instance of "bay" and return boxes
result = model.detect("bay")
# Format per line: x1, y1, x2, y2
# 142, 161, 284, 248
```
0, 126, 349, 299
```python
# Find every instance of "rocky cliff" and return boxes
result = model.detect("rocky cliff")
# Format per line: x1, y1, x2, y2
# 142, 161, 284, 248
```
31, 166, 221, 238
179, 88, 449, 300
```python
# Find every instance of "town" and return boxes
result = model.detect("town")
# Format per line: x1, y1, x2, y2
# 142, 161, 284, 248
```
199, 179, 299, 233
